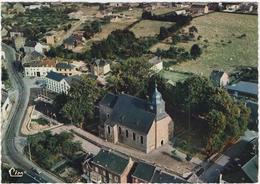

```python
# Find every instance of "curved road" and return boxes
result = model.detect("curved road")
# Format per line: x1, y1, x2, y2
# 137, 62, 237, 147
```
1, 43, 63, 183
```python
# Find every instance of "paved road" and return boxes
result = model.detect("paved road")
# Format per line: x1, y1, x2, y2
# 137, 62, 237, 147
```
199, 129, 258, 182
1, 43, 63, 183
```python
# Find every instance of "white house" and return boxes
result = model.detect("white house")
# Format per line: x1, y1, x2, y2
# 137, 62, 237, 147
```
24, 40, 48, 54
24, 58, 56, 77
148, 56, 163, 72
175, 9, 187, 15
90, 59, 111, 77
44, 71, 71, 94
1, 89, 12, 122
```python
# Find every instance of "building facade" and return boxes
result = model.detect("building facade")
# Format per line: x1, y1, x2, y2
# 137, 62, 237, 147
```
44, 71, 71, 94
82, 149, 134, 183
24, 58, 56, 77
99, 86, 173, 153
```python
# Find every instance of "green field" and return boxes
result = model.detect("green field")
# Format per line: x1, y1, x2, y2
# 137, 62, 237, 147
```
160, 70, 192, 85
131, 20, 174, 38
171, 12, 258, 76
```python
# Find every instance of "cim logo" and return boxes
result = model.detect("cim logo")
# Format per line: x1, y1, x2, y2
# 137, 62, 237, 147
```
8, 167, 24, 177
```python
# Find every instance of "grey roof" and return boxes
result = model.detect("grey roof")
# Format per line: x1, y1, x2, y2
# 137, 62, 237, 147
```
148, 56, 162, 65
64, 75, 81, 85
1, 89, 8, 105
64, 36, 76, 45
45, 71, 65, 82
56, 62, 74, 69
24, 40, 37, 47
242, 155, 258, 183
151, 170, 188, 183
106, 93, 156, 134
31, 50, 45, 58
226, 81, 258, 96
246, 100, 258, 123
132, 162, 156, 182
210, 70, 227, 86
99, 92, 118, 108
92, 149, 129, 175
92, 59, 109, 66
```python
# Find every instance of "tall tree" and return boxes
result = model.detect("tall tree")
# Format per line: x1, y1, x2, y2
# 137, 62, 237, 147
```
108, 57, 153, 96
61, 76, 102, 127
190, 44, 202, 59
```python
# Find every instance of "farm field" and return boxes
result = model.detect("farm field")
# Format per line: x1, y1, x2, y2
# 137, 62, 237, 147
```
152, 7, 175, 15
131, 20, 174, 38
172, 12, 258, 76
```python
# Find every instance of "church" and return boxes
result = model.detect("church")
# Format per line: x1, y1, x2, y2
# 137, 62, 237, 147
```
99, 86, 173, 153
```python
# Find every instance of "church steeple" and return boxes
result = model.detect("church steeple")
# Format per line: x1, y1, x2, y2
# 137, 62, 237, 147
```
150, 83, 167, 121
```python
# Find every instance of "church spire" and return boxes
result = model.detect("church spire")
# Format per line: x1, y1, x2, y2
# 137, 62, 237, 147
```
150, 83, 167, 121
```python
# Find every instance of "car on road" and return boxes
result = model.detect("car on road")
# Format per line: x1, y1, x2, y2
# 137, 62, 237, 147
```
30, 168, 42, 175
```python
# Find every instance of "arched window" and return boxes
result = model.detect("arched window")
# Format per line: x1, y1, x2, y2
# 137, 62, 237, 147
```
133, 132, 136, 141
108, 126, 110, 134
126, 130, 128, 138
119, 127, 121, 135
140, 136, 143, 144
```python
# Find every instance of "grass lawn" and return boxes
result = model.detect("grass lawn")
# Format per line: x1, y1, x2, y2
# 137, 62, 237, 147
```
152, 7, 176, 15
160, 70, 192, 85
131, 20, 174, 38
172, 12, 258, 76
121, 8, 144, 19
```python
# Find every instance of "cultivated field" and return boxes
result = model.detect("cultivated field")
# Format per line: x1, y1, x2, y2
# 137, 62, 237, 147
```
173, 12, 258, 76
131, 20, 174, 38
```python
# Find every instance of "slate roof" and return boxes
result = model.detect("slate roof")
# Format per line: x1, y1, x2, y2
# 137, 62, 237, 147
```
226, 81, 258, 97
246, 100, 258, 123
242, 155, 258, 183
92, 149, 129, 175
107, 93, 155, 134
210, 70, 224, 80
24, 40, 37, 47
45, 71, 65, 82
64, 36, 76, 45
99, 92, 118, 108
151, 170, 188, 183
56, 62, 74, 69
132, 162, 156, 182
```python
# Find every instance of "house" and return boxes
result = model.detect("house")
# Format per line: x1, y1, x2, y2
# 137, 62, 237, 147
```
99, 85, 173, 153
55, 62, 81, 76
241, 155, 258, 183
24, 40, 48, 54
90, 59, 111, 77
13, 3, 25, 14
175, 9, 187, 15
223, 3, 241, 11
148, 56, 163, 72
22, 51, 45, 65
225, 81, 258, 99
24, 58, 56, 77
82, 149, 134, 183
190, 3, 209, 14
131, 161, 156, 183
132, 161, 187, 183
63, 35, 78, 50
1, 89, 12, 122
44, 71, 71, 94
210, 70, 229, 87
9, 27, 25, 38
45, 32, 56, 45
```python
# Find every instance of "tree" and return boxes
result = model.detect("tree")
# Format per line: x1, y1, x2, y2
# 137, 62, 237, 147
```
108, 57, 153, 97
159, 26, 169, 40
91, 21, 102, 33
190, 44, 202, 59
61, 76, 102, 127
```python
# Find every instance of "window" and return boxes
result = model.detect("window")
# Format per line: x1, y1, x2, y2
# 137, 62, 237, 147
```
109, 173, 112, 179
133, 132, 136, 141
119, 127, 121, 135
5, 104, 9, 110
140, 136, 143, 144
102, 170, 106, 176
108, 126, 110, 134
95, 167, 99, 172
106, 113, 110, 119
126, 130, 128, 137
114, 176, 118, 182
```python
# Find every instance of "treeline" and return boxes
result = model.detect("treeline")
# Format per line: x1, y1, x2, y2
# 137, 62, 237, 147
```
142, 11, 192, 40
90, 29, 158, 59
